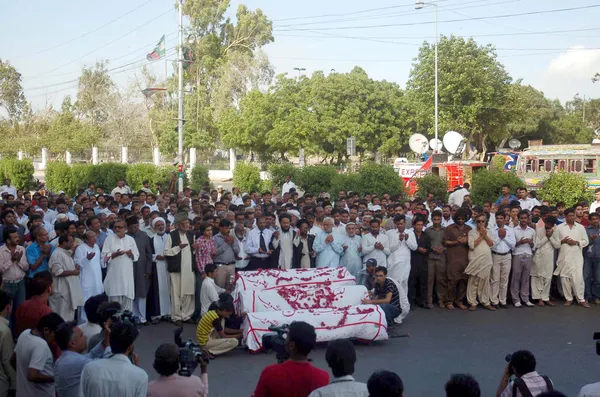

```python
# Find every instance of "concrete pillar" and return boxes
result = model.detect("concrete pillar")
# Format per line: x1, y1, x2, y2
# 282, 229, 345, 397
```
299, 148, 305, 167
65, 151, 72, 164
121, 146, 128, 164
189, 148, 197, 167
153, 147, 160, 166
17, 151, 23, 160
92, 147, 99, 165
41, 148, 47, 170
229, 148, 236, 171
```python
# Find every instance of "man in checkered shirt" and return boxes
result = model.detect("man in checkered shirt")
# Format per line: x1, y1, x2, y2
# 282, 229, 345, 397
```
496, 350, 554, 397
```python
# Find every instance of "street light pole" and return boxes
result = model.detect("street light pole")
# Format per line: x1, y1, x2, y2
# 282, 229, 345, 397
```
293, 67, 306, 79
416, 1, 439, 154
177, 0, 184, 193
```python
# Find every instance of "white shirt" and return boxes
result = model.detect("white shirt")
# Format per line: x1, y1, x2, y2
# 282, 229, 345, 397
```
110, 186, 132, 196
282, 181, 297, 194
333, 223, 346, 237
200, 277, 225, 317
80, 354, 148, 397
491, 225, 516, 254
101, 234, 139, 299
448, 188, 469, 207
74, 243, 104, 301
244, 228, 273, 258
591, 201, 600, 215
78, 322, 102, 342
518, 198, 536, 211
579, 381, 600, 397
15, 330, 55, 397
0, 186, 16, 197
361, 232, 390, 267
512, 225, 536, 256
16, 214, 29, 233
309, 225, 322, 236
441, 217, 454, 228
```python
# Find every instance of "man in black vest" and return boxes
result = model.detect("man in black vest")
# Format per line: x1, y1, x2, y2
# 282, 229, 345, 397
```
164, 212, 196, 326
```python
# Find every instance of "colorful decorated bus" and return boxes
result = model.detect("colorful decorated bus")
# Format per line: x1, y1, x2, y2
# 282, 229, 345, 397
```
515, 143, 600, 190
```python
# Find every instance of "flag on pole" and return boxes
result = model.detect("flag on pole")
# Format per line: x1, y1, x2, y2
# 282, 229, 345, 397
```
146, 35, 166, 61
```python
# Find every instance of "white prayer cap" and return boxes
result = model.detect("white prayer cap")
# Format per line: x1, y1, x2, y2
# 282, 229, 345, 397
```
288, 210, 300, 219
152, 217, 166, 228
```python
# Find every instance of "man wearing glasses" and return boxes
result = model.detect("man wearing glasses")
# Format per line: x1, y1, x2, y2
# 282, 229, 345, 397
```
101, 219, 139, 311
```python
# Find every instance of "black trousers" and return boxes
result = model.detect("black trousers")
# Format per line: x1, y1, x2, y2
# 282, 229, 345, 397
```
409, 260, 429, 306
246, 257, 272, 271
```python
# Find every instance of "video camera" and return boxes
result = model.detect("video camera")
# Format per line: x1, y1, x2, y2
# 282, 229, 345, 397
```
107, 310, 141, 330
174, 327, 208, 377
261, 324, 289, 364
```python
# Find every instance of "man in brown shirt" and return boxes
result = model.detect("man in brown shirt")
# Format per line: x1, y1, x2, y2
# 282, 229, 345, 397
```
425, 210, 447, 308
443, 208, 471, 310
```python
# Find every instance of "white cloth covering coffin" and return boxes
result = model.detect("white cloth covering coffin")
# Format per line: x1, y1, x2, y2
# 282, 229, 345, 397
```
243, 305, 388, 352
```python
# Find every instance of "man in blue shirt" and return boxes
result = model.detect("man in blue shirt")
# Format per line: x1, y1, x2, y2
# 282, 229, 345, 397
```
54, 321, 109, 397
25, 227, 54, 277
495, 184, 518, 207
585, 213, 600, 305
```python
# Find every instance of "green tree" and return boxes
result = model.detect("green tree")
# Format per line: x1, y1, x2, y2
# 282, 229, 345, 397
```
232, 162, 261, 192
296, 165, 338, 195
76, 61, 114, 127
46, 97, 101, 155
416, 174, 448, 202
539, 172, 589, 207
471, 169, 523, 205
0, 59, 26, 124
406, 35, 511, 158
357, 162, 404, 197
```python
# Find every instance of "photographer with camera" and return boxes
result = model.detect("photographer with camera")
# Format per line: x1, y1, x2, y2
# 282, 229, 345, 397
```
253, 321, 329, 397
496, 350, 554, 397
80, 316, 147, 397
87, 300, 121, 351
148, 343, 208, 397
196, 296, 240, 357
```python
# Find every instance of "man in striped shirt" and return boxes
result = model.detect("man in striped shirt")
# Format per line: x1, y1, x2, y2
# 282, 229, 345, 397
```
196, 299, 240, 357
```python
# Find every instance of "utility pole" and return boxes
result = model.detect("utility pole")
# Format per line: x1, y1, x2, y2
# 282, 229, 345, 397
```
293, 67, 306, 79
177, 0, 184, 193
583, 95, 586, 123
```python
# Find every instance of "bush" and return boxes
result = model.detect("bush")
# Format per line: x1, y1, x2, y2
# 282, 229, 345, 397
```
126, 164, 160, 192
71, 164, 92, 193
539, 172, 589, 208
190, 165, 210, 192
492, 155, 506, 171
330, 173, 361, 197
358, 162, 404, 197
233, 162, 261, 193
268, 163, 298, 190
0, 159, 35, 190
471, 169, 523, 205
296, 165, 338, 195
415, 174, 448, 202
90, 163, 128, 190
45, 162, 75, 195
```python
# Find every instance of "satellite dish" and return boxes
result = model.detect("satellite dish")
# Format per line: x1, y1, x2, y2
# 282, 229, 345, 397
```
443, 131, 465, 155
508, 139, 522, 149
429, 138, 443, 152
408, 134, 429, 154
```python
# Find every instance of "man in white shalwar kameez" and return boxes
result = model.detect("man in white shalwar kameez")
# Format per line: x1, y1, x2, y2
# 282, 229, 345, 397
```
340, 223, 362, 277
271, 214, 295, 270
74, 231, 104, 322
49, 235, 84, 321
101, 219, 139, 311
314, 218, 344, 268
362, 219, 390, 267
164, 213, 196, 325
385, 214, 414, 323
465, 214, 495, 311
550, 208, 590, 307
532, 216, 560, 306
149, 218, 171, 323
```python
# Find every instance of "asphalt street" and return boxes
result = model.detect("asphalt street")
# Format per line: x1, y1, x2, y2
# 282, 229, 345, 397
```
135, 304, 600, 397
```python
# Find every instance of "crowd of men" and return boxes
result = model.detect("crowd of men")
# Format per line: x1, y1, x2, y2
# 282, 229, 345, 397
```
0, 174, 598, 396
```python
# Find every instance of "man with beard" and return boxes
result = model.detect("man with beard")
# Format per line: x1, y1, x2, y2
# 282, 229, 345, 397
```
101, 219, 139, 311
443, 208, 471, 310
147, 217, 172, 325
271, 214, 296, 270
314, 218, 344, 268
293, 219, 316, 269
126, 216, 153, 325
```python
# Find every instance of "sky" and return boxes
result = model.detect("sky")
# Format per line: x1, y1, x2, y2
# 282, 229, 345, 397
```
2, 0, 600, 111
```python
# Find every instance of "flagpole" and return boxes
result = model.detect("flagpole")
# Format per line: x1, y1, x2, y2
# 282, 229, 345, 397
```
177, 0, 184, 193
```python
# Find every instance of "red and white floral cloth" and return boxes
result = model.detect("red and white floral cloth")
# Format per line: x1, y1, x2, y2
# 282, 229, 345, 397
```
233, 267, 356, 306
239, 285, 369, 313
243, 305, 389, 352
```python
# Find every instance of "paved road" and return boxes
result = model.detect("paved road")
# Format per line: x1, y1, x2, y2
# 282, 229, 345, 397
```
135, 304, 600, 397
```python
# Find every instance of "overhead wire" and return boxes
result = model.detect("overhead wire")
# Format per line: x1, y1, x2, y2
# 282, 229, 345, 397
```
40, 7, 175, 75
11, 0, 156, 59
273, 5, 600, 31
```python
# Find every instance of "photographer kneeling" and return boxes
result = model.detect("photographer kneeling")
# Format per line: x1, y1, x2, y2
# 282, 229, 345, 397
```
496, 350, 554, 397
148, 343, 208, 397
